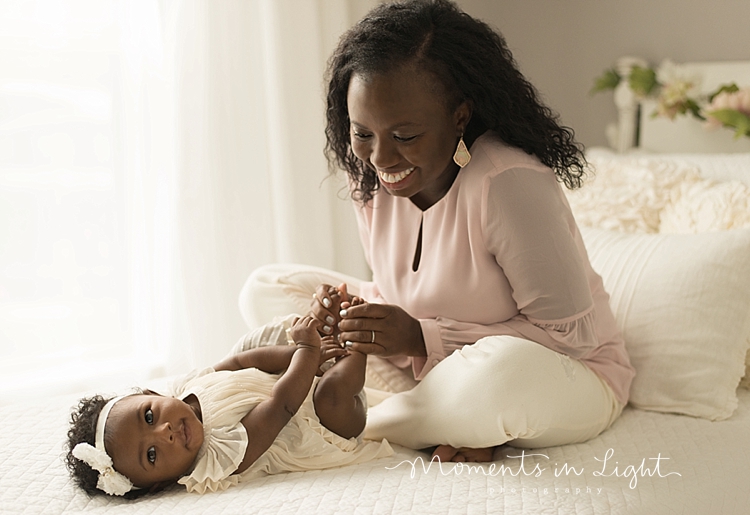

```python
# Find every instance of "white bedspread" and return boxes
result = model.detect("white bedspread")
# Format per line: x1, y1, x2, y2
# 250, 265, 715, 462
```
2, 388, 748, 514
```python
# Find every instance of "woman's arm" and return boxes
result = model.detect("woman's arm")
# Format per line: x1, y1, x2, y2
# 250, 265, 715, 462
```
231, 316, 323, 474
470, 167, 601, 363
417, 169, 600, 370
340, 167, 601, 379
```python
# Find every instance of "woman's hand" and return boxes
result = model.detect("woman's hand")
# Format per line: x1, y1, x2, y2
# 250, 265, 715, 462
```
338, 302, 427, 357
311, 283, 352, 337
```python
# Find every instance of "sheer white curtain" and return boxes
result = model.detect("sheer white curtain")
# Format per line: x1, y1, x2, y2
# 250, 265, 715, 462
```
164, 0, 369, 369
0, 0, 368, 403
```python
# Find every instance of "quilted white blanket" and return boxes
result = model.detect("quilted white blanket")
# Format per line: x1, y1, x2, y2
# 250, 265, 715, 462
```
4, 149, 749, 514
2, 389, 749, 514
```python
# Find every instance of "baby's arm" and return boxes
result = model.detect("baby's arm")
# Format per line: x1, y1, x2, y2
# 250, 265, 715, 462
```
231, 316, 323, 474
214, 345, 297, 374
214, 337, 347, 374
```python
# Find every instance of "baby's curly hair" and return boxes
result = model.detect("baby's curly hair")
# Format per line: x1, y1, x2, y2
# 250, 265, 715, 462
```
65, 393, 146, 499
325, 0, 587, 203
65, 395, 111, 496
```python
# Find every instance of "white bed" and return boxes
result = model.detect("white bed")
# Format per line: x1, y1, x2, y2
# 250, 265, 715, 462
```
2, 388, 749, 514
2, 59, 749, 515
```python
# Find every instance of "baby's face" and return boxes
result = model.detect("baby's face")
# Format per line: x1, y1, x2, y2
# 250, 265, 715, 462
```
106, 393, 204, 489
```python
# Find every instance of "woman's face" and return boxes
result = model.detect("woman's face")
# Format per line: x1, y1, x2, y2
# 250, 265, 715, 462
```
346, 64, 471, 209
106, 393, 204, 489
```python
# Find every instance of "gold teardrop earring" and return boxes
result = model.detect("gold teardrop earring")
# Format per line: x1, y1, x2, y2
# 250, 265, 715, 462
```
453, 135, 471, 168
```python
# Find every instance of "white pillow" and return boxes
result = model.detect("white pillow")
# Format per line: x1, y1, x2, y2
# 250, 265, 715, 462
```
581, 226, 750, 420
570, 152, 750, 235
568, 153, 707, 233
660, 178, 750, 233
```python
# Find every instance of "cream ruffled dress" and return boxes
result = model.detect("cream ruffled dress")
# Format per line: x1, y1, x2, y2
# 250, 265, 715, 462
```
172, 367, 393, 494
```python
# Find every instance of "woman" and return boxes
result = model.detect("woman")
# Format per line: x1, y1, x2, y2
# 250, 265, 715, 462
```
242, 0, 634, 462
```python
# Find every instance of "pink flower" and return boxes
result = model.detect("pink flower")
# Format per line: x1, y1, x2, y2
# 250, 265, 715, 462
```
654, 80, 697, 120
703, 88, 750, 130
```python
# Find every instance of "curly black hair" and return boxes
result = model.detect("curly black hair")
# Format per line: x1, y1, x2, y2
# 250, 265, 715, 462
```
324, 0, 586, 203
65, 394, 146, 500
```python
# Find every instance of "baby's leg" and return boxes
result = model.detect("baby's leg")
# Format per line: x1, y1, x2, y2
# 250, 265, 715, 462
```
313, 350, 367, 439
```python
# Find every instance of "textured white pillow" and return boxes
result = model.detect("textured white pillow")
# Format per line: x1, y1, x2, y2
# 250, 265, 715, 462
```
660, 178, 750, 233
569, 151, 750, 235
581, 227, 750, 420
567, 156, 699, 233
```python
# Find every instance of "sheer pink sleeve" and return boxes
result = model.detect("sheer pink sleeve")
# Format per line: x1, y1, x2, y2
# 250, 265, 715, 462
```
480, 168, 600, 358
351, 167, 602, 381
411, 317, 526, 379
411, 311, 600, 380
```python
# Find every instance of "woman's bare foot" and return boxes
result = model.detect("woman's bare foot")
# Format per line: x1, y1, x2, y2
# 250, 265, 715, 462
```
432, 445, 495, 463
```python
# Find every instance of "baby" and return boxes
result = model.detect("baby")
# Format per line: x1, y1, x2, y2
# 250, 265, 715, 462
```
65, 296, 392, 497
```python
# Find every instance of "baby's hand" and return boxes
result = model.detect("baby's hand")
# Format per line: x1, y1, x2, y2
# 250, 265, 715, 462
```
316, 336, 349, 376
289, 315, 322, 349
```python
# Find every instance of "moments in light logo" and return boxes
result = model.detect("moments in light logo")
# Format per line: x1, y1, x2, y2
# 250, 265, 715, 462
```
386, 448, 681, 489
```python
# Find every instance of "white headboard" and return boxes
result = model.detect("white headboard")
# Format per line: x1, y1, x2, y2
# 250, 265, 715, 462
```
612, 58, 750, 154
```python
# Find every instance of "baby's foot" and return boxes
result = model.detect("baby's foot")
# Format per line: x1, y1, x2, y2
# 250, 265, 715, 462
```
432, 445, 495, 463
340, 295, 366, 310
350, 296, 366, 307
337, 295, 366, 340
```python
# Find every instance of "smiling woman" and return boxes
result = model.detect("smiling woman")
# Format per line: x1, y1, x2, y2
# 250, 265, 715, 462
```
347, 63, 471, 210
243, 0, 634, 464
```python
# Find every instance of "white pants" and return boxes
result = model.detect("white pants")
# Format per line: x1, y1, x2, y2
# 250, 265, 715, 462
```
240, 264, 623, 450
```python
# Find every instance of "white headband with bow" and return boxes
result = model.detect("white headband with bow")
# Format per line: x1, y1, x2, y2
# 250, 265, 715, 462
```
72, 395, 136, 496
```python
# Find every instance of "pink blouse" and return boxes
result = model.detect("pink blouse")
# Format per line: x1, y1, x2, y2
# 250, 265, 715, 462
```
353, 132, 634, 405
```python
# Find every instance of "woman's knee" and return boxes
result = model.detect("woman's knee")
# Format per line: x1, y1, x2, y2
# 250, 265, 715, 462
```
449, 336, 553, 392
238, 264, 310, 327
239, 267, 271, 327
240, 264, 289, 299
426, 336, 572, 426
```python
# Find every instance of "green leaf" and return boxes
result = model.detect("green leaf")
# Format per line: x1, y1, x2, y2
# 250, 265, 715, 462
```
686, 99, 704, 121
628, 66, 659, 97
591, 68, 621, 95
707, 109, 750, 138
707, 83, 739, 103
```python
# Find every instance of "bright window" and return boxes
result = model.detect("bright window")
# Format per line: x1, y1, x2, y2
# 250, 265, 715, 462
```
0, 0, 165, 400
